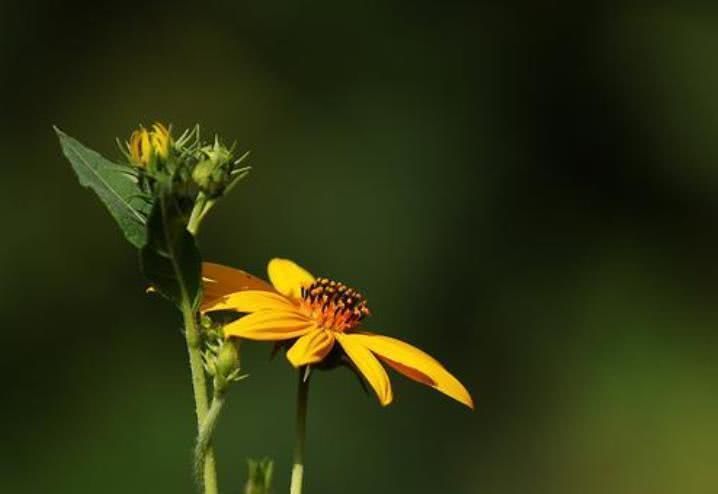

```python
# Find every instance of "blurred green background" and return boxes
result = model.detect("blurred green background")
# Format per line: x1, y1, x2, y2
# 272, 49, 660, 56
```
2, 2, 718, 493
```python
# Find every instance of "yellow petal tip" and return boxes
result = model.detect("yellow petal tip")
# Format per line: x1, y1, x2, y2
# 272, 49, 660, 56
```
285, 352, 302, 368
267, 258, 315, 299
380, 396, 393, 407
463, 394, 476, 410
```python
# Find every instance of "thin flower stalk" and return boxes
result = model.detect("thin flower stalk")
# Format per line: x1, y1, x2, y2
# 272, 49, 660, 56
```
184, 200, 219, 494
290, 370, 310, 494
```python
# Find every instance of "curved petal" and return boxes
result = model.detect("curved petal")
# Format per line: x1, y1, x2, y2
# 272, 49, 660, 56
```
223, 310, 313, 341
202, 262, 275, 310
267, 258, 315, 300
286, 329, 335, 367
203, 290, 296, 314
350, 332, 474, 409
336, 333, 393, 406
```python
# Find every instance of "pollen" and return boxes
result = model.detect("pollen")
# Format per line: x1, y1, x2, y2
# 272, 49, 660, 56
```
300, 277, 371, 332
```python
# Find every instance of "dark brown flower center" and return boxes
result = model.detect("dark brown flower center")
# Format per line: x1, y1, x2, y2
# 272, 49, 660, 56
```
300, 277, 371, 331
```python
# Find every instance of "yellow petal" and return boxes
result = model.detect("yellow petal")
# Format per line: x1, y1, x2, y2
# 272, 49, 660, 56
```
267, 258, 315, 300
203, 290, 296, 313
202, 262, 275, 310
349, 332, 474, 409
129, 129, 149, 165
286, 329, 335, 367
223, 310, 313, 341
336, 333, 393, 406
138, 129, 151, 164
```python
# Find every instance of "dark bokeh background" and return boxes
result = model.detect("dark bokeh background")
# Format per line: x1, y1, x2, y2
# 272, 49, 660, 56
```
2, 2, 717, 493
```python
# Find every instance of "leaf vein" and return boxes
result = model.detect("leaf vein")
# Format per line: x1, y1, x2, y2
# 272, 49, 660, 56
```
66, 144, 146, 224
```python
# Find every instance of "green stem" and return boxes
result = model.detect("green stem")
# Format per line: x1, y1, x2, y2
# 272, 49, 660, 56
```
182, 303, 219, 494
184, 197, 219, 494
195, 391, 226, 482
290, 370, 310, 494
187, 192, 207, 235
197, 197, 217, 226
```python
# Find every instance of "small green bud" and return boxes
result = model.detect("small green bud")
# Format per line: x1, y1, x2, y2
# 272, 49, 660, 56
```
192, 159, 218, 190
215, 340, 240, 379
200, 314, 214, 331
192, 137, 236, 197
244, 458, 274, 494
202, 136, 233, 164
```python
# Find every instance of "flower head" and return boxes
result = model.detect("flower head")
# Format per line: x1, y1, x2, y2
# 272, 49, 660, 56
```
128, 122, 172, 167
202, 259, 474, 409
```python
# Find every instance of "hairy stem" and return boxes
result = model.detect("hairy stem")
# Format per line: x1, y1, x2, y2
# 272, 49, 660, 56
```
195, 391, 226, 482
182, 302, 219, 494
290, 370, 310, 494
184, 197, 219, 494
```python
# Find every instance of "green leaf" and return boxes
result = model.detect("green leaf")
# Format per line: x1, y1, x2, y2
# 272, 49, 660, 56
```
55, 127, 151, 248
141, 196, 201, 307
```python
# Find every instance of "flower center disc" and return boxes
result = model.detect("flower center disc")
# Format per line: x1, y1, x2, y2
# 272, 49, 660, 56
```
300, 278, 370, 331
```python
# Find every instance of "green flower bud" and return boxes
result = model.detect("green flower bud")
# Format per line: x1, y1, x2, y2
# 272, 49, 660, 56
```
215, 340, 240, 380
192, 159, 218, 190
200, 314, 214, 331
244, 458, 274, 494
192, 137, 235, 197
204, 140, 233, 165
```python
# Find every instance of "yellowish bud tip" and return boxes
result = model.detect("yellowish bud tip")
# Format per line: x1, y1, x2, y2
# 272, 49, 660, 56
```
127, 122, 172, 167
151, 122, 172, 159
128, 128, 151, 167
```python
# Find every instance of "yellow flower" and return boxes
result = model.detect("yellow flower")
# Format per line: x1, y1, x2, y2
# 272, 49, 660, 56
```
128, 122, 171, 167
201, 259, 474, 409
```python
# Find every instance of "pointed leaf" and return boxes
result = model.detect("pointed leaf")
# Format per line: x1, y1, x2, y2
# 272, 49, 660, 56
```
55, 127, 151, 248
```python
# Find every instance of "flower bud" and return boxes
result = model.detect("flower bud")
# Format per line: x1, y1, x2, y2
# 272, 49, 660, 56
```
200, 314, 214, 331
215, 340, 240, 380
128, 128, 151, 167
192, 138, 234, 196
244, 458, 274, 494
127, 122, 172, 168
191, 159, 220, 191
150, 123, 171, 161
